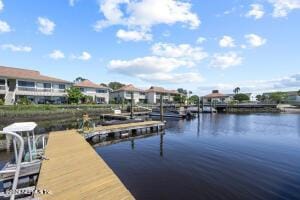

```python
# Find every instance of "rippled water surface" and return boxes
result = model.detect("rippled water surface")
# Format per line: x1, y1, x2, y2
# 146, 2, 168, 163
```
96, 114, 300, 200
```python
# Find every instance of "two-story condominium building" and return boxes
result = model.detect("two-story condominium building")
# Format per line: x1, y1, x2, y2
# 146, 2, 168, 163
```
0, 66, 72, 105
203, 90, 231, 104
146, 86, 179, 104
73, 80, 110, 103
110, 84, 146, 104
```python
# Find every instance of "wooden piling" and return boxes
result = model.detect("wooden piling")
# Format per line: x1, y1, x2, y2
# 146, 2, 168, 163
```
160, 94, 164, 122
131, 92, 134, 119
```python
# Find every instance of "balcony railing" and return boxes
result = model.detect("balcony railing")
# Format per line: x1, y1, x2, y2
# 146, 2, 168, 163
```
0, 85, 6, 91
17, 87, 66, 93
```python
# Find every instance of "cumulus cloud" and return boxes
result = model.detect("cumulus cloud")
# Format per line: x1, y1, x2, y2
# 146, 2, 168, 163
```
198, 73, 300, 95
109, 56, 189, 75
196, 37, 206, 44
1, 44, 32, 52
37, 17, 56, 35
0, 20, 11, 33
151, 43, 208, 64
245, 34, 266, 48
71, 51, 92, 61
49, 50, 65, 60
69, 0, 78, 6
138, 72, 204, 84
108, 42, 207, 83
0, 0, 4, 12
246, 4, 265, 19
210, 52, 242, 69
219, 36, 235, 48
94, 0, 200, 41
116, 29, 152, 41
269, 0, 300, 17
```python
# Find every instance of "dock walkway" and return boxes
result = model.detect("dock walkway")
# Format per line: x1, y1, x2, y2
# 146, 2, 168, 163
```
36, 130, 134, 200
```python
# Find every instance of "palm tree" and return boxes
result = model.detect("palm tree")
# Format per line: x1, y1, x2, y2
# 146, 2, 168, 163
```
233, 87, 240, 94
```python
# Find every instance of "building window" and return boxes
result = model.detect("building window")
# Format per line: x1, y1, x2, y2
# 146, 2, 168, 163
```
0, 79, 5, 85
59, 84, 65, 89
18, 81, 35, 87
80, 88, 84, 92
96, 89, 107, 93
43, 83, 51, 88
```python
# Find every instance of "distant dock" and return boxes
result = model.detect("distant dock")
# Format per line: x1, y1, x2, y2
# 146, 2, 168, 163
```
85, 120, 165, 141
36, 130, 135, 200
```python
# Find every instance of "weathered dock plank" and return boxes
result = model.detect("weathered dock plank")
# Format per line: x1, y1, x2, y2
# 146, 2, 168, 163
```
36, 130, 134, 200
84, 120, 165, 139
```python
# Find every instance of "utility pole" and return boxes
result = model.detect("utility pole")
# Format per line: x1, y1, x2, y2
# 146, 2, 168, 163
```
197, 95, 200, 116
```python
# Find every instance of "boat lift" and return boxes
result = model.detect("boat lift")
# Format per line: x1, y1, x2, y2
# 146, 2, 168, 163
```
0, 122, 47, 184
0, 131, 24, 200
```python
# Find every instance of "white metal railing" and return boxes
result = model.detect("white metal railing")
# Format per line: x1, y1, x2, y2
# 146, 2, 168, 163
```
0, 85, 6, 90
17, 87, 66, 93
0, 131, 24, 200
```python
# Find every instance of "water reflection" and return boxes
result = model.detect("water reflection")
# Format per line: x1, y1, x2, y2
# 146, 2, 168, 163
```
97, 114, 300, 200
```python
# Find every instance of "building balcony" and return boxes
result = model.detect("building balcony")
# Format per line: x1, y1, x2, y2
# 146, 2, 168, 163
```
16, 87, 67, 96
0, 85, 7, 94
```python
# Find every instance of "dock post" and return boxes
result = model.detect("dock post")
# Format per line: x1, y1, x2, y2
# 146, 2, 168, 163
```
210, 101, 213, 113
197, 96, 200, 116
201, 96, 204, 111
160, 94, 164, 122
131, 92, 134, 119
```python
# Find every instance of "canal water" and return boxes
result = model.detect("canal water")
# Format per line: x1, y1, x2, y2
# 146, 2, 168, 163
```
96, 114, 300, 200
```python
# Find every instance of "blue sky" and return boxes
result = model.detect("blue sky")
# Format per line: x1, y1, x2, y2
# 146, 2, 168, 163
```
0, 0, 300, 94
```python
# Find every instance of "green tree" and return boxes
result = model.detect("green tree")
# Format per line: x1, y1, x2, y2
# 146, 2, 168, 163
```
82, 95, 94, 104
0, 98, 4, 105
74, 77, 86, 83
18, 97, 32, 105
298, 89, 300, 96
67, 87, 84, 104
233, 87, 240, 94
189, 95, 199, 104
108, 82, 125, 90
174, 94, 187, 104
177, 88, 187, 95
234, 93, 250, 102
269, 92, 288, 104
256, 95, 262, 101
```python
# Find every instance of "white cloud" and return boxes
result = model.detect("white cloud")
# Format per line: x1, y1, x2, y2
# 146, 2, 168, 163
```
138, 72, 204, 83
108, 56, 203, 83
210, 52, 242, 69
196, 37, 206, 44
0, 20, 11, 33
198, 73, 300, 95
69, 0, 78, 6
246, 4, 265, 19
269, 0, 300, 17
49, 50, 65, 60
71, 51, 92, 61
151, 43, 208, 63
94, 0, 200, 41
116, 29, 152, 41
245, 34, 266, 48
219, 36, 235, 48
109, 56, 189, 74
1, 44, 32, 52
0, 0, 4, 12
37, 17, 56, 35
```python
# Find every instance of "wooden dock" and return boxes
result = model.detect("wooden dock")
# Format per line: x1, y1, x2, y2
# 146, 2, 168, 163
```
36, 130, 134, 200
84, 121, 165, 141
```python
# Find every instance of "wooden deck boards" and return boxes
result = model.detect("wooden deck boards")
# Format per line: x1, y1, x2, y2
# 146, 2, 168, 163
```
93, 120, 164, 132
36, 130, 134, 200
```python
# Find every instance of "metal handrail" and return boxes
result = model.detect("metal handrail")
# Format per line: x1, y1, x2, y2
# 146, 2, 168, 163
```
0, 131, 24, 200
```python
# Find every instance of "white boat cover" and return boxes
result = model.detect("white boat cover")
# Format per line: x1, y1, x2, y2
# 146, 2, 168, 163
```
3, 122, 37, 132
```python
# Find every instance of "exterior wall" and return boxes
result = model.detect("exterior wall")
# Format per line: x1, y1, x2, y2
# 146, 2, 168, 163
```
203, 97, 231, 103
147, 92, 156, 104
78, 87, 110, 103
110, 91, 145, 104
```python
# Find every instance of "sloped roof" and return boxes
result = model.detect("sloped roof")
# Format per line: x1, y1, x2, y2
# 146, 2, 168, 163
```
74, 80, 108, 89
204, 92, 229, 98
0, 66, 71, 83
115, 84, 144, 92
146, 86, 179, 94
